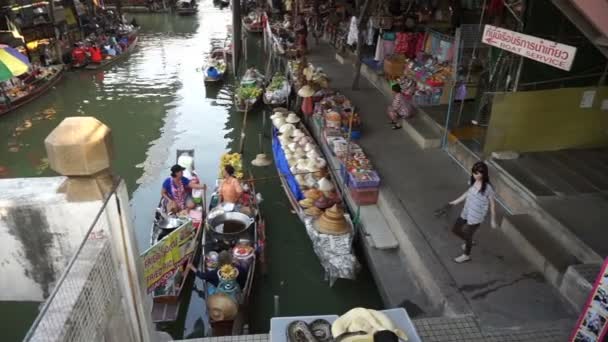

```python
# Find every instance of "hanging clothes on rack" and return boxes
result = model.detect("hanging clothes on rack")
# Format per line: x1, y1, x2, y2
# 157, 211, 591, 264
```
366, 19, 375, 46
347, 16, 358, 46
374, 35, 385, 61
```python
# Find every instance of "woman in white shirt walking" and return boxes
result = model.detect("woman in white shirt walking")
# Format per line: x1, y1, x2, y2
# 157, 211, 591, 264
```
448, 161, 497, 263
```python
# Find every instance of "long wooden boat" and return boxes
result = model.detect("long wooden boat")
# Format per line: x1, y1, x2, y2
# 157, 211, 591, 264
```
176, 0, 198, 15
0, 65, 65, 117
149, 149, 205, 323
204, 49, 228, 83
234, 92, 261, 112
84, 36, 139, 70
196, 155, 265, 336
271, 122, 358, 284
263, 74, 289, 107
234, 73, 264, 112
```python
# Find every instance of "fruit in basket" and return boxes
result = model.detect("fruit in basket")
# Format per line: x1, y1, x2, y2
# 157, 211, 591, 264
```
218, 264, 239, 280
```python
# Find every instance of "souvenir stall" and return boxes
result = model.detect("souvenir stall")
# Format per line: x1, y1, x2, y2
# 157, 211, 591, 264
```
314, 94, 380, 205
396, 29, 455, 106
287, 58, 381, 206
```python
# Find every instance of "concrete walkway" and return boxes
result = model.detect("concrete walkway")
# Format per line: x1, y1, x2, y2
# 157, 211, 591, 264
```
306, 43, 576, 335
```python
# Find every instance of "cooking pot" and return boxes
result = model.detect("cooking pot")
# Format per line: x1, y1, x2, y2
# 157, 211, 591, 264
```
155, 216, 185, 230
208, 211, 255, 235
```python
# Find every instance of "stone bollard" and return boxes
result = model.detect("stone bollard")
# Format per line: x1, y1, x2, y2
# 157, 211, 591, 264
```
45, 117, 116, 201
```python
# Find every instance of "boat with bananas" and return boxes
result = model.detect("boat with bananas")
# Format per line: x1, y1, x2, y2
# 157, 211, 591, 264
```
144, 149, 206, 323
270, 112, 359, 285
193, 152, 266, 336
234, 69, 264, 112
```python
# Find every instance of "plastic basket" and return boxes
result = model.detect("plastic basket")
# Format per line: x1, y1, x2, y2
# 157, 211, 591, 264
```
347, 171, 381, 189
349, 186, 379, 205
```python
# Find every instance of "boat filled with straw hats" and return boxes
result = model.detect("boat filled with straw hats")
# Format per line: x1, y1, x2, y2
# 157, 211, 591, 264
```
270, 109, 359, 285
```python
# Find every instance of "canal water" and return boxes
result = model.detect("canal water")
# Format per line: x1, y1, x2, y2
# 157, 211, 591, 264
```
0, 2, 382, 340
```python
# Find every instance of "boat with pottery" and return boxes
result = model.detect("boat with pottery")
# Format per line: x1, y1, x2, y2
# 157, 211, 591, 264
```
234, 69, 264, 112
176, 0, 198, 15
145, 150, 206, 323
263, 73, 289, 107
84, 34, 139, 70
195, 153, 266, 336
204, 48, 228, 83
0, 65, 65, 117
242, 11, 263, 33
270, 111, 359, 285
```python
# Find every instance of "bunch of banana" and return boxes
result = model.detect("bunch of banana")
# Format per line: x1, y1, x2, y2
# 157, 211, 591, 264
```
219, 153, 244, 179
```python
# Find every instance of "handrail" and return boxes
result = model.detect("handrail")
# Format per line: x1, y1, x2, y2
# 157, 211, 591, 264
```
24, 178, 122, 341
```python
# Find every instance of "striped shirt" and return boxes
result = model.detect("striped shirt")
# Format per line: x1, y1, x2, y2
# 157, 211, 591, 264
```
391, 93, 411, 118
460, 184, 494, 225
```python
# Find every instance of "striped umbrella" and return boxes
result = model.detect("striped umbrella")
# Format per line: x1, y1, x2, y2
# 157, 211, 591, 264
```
0, 44, 31, 82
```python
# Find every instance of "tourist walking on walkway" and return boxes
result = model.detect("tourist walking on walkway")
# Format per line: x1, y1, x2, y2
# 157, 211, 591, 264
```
387, 84, 413, 129
448, 161, 497, 263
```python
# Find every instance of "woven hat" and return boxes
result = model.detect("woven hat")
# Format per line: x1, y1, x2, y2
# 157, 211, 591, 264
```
304, 142, 315, 152
270, 112, 284, 120
298, 85, 315, 97
273, 117, 286, 128
279, 123, 295, 134
274, 107, 289, 113
318, 177, 335, 192
292, 128, 305, 138
304, 206, 323, 217
314, 204, 350, 235
251, 153, 272, 167
286, 112, 301, 123
294, 147, 306, 159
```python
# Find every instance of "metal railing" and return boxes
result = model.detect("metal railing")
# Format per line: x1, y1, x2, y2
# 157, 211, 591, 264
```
24, 180, 137, 342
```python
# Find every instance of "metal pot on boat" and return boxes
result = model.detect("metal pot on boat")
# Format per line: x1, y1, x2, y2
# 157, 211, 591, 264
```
155, 216, 184, 230
208, 211, 255, 236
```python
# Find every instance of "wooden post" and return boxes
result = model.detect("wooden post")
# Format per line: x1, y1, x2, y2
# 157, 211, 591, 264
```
232, 0, 242, 74
239, 104, 250, 154
351, 0, 370, 90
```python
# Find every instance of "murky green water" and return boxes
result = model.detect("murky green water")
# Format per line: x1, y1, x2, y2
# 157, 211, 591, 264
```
0, 3, 381, 340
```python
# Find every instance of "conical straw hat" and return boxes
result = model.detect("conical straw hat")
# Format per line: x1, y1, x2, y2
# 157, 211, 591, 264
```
314, 204, 349, 235
251, 153, 272, 167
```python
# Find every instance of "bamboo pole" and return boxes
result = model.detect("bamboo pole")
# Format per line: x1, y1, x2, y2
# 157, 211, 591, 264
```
239, 103, 250, 154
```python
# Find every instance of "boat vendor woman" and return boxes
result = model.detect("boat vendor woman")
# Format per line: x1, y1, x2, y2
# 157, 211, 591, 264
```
161, 164, 207, 212
387, 84, 414, 130
448, 161, 497, 264
218, 165, 243, 204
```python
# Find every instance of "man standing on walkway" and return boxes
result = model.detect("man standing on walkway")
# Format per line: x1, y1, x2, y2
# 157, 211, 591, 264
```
448, 161, 497, 263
